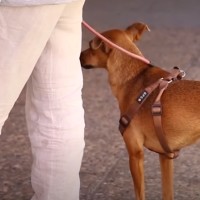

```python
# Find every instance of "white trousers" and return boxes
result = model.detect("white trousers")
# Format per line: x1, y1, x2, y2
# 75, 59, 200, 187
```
0, 1, 85, 200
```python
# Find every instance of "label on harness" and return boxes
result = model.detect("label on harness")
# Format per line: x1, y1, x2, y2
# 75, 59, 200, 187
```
137, 90, 149, 104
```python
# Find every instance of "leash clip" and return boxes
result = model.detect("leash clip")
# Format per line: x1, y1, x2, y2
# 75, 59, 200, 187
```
180, 69, 186, 78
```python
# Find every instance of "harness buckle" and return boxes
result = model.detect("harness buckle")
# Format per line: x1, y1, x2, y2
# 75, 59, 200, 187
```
119, 115, 131, 127
152, 103, 162, 116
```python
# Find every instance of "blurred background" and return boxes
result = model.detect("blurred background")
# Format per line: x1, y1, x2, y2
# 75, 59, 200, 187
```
0, 0, 200, 199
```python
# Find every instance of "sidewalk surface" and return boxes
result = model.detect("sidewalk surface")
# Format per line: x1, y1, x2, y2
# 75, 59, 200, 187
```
0, 1, 200, 200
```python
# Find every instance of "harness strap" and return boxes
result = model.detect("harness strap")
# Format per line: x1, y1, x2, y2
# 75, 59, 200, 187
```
119, 66, 185, 159
119, 78, 162, 133
152, 80, 179, 159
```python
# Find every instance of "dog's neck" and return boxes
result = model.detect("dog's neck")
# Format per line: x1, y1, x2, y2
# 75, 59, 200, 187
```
107, 57, 150, 112
107, 50, 169, 113
107, 49, 149, 87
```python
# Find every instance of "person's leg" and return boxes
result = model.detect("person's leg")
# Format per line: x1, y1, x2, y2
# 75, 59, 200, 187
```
25, 1, 85, 200
0, 5, 66, 131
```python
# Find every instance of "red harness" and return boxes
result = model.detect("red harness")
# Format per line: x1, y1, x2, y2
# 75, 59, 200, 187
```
119, 66, 186, 159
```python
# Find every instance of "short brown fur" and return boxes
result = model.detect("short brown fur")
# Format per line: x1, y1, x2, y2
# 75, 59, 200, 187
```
80, 22, 200, 200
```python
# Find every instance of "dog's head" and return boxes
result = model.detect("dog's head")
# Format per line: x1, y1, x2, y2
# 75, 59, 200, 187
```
80, 22, 150, 70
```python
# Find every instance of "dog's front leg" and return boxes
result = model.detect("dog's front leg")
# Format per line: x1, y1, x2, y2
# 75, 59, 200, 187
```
123, 130, 145, 200
129, 150, 145, 200
159, 154, 174, 200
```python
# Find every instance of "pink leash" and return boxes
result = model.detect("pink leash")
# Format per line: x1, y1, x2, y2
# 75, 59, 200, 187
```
82, 20, 151, 65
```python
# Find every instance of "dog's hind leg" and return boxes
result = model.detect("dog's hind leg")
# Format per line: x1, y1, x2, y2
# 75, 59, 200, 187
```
159, 154, 174, 200
123, 129, 145, 200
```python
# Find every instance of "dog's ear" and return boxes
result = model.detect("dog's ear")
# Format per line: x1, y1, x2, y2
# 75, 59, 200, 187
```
89, 37, 111, 54
125, 22, 150, 42
89, 37, 102, 50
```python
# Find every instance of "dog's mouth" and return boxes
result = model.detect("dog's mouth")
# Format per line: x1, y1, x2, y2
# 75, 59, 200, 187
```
81, 65, 94, 69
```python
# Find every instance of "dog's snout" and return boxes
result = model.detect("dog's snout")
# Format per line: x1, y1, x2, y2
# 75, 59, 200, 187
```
80, 41, 109, 69
80, 52, 94, 69
80, 52, 86, 66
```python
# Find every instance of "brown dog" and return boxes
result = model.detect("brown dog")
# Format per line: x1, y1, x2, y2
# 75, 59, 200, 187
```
80, 22, 200, 200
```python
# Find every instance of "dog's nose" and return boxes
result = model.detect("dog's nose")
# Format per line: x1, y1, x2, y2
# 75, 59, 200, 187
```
79, 52, 85, 66
80, 52, 93, 69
